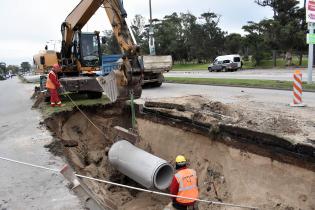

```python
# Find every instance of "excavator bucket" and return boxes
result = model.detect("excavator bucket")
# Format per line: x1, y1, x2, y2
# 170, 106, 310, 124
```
96, 70, 142, 102
96, 72, 119, 102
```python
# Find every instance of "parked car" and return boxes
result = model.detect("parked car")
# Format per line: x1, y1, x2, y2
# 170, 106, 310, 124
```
208, 54, 241, 72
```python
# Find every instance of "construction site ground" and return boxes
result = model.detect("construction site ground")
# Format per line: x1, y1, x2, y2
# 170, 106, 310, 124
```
0, 78, 314, 209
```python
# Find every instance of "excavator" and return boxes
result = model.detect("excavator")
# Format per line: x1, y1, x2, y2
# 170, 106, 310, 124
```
37, 0, 143, 101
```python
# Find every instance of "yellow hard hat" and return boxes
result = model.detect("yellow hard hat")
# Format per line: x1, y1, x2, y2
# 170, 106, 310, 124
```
175, 155, 186, 163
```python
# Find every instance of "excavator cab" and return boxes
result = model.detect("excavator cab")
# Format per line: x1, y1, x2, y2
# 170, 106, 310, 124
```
77, 32, 101, 68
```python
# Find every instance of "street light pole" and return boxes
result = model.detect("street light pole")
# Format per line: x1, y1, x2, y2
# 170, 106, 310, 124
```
148, 0, 156, 55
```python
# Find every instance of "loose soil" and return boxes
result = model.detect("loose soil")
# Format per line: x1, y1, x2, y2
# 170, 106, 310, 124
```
44, 97, 315, 210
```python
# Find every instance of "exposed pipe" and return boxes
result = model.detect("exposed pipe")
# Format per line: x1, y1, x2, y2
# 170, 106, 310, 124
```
108, 140, 174, 190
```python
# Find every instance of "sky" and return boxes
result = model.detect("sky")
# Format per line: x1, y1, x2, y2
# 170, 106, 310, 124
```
0, 0, 304, 65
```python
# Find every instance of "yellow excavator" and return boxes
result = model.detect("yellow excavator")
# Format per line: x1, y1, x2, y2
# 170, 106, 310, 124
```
37, 0, 143, 101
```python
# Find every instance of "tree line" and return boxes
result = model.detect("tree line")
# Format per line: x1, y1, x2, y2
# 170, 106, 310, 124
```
102, 0, 306, 66
0, 62, 31, 75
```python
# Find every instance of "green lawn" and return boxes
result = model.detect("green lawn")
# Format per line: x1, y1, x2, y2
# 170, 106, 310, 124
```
40, 93, 110, 117
173, 64, 209, 71
165, 77, 315, 92
243, 58, 308, 69
172, 57, 308, 71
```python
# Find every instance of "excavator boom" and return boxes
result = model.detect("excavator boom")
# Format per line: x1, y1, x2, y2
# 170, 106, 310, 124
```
59, 0, 142, 101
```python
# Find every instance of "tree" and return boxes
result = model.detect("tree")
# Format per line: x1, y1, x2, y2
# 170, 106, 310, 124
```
101, 30, 121, 55
0, 62, 6, 75
198, 12, 226, 62
224, 33, 243, 54
255, 0, 306, 66
128, 11, 225, 63
20, 62, 31, 73
154, 13, 185, 60
242, 22, 267, 65
131, 14, 149, 54
7, 65, 20, 74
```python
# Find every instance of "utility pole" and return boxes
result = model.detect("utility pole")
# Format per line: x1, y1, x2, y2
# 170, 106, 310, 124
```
307, 0, 314, 84
148, 0, 156, 55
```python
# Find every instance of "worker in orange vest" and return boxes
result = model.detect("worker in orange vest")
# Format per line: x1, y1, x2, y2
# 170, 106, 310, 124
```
46, 64, 63, 107
167, 155, 199, 210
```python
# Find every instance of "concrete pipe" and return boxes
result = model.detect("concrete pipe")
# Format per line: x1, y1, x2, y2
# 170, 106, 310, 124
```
108, 140, 174, 190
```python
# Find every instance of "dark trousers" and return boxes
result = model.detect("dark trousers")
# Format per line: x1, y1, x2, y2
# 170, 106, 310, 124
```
172, 202, 196, 210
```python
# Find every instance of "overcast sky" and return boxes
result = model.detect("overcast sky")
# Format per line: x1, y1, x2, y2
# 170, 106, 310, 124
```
0, 0, 304, 65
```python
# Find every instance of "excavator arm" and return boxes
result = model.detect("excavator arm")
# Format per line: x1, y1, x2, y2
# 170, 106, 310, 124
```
60, 0, 143, 101
61, 0, 104, 60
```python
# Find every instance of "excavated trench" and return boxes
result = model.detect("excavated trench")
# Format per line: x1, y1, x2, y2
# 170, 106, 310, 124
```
44, 100, 315, 210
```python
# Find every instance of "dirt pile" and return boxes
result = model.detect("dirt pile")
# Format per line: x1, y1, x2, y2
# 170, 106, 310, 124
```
144, 95, 306, 138
43, 99, 315, 210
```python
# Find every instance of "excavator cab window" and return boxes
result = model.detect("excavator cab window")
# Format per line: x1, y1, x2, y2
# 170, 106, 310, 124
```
79, 33, 101, 67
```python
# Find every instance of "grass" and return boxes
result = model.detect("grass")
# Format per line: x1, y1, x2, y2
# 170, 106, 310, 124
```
40, 93, 110, 117
243, 58, 308, 69
165, 77, 315, 92
172, 57, 308, 71
173, 64, 209, 71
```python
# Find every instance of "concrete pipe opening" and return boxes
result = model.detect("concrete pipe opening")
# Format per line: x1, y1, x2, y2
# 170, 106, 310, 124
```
108, 140, 174, 190
154, 163, 174, 190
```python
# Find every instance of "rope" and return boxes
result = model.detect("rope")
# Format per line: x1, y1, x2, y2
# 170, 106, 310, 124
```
62, 91, 113, 143
76, 174, 258, 209
0, 156, 259, 210
0, 156, 59, 173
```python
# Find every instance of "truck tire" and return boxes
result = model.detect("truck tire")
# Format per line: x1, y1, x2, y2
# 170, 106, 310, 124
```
152, 81, 162, 87
87, 91, 103, 99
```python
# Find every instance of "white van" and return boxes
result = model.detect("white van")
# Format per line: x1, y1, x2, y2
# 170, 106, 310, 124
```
208, 54, 242, 72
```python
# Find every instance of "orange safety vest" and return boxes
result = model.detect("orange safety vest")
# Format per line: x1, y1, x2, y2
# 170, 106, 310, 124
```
174, 168, 199, 204
46, 71, 57, 89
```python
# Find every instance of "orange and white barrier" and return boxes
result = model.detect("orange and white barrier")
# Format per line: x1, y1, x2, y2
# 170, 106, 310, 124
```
291, 70, 305, 107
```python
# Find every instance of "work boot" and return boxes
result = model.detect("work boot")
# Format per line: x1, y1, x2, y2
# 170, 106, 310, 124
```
56, 102, 65, 107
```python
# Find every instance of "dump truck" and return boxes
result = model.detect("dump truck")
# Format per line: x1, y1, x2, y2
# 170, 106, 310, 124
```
100, 54, 172, 87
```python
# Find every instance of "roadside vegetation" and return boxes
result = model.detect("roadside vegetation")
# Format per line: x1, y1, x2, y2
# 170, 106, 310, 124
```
165, 77, 315, 92
173, 57, 309, 71
102, 0, 306, 71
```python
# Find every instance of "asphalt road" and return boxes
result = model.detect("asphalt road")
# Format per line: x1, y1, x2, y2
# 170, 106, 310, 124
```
141, 82, 315, 107
165, 68, 315, 82
0, 78, 83, 210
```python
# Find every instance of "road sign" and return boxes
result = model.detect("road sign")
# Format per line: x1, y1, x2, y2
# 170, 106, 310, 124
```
306, 0, 315, 23
307, 33, 315, 44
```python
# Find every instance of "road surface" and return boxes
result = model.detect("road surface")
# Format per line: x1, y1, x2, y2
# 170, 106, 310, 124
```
141, 82, 315, 107
0, 78, 83, 210
165, 68, 315, 82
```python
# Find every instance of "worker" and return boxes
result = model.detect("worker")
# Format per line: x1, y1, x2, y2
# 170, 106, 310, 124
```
166, 155, 199, 210
46, 64, 63, 107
